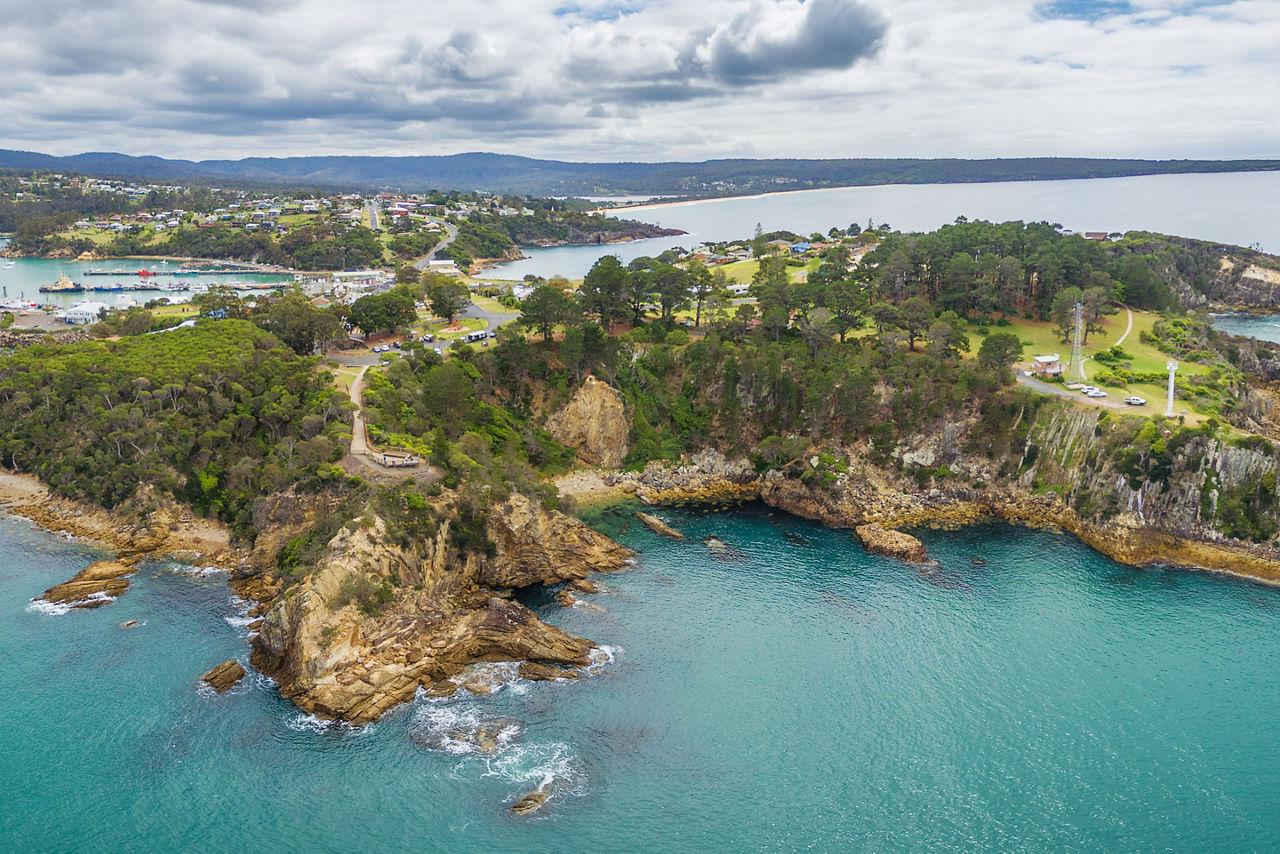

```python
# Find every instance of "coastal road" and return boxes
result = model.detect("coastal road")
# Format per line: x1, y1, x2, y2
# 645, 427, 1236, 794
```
413, 218, 460, 270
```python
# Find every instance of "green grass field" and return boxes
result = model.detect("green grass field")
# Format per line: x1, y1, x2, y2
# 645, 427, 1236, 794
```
713, 255, 816, 285
971, 309, 1215, 421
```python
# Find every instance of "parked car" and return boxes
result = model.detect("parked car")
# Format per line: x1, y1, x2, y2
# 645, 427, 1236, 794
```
1085, 389, 1108, 398
420, 333, 434, 342
1123, 396, 1147, 405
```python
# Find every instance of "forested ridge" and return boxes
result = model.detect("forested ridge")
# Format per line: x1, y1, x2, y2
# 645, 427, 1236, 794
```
0, 321, 353, 530
3, 149, 1278, 195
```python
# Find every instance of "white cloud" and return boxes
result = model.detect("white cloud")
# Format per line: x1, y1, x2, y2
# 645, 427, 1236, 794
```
0, 0, 1275, 160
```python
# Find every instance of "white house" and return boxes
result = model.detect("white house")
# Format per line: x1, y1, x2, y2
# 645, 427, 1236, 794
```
64, 302, 111, 325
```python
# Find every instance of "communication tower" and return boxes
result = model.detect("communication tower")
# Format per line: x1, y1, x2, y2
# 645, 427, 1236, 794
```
1070, 302, 1085, 380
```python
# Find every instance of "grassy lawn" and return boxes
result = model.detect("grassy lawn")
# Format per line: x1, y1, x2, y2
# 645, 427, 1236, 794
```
470, 295, 519, 316
423, 316, 485, 339
58, 227, 117, 246
713, 255, 815, 285
966, 309, 1219, 419
151, 304, 198, 318
331, 367, 360, 394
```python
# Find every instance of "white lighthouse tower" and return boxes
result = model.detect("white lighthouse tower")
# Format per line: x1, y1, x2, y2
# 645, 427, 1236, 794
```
1165, 360, 1178, 417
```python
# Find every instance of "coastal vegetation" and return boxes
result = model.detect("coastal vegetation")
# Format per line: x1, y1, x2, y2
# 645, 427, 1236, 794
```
6, 205, 1280, 733
0, 321, 352, 530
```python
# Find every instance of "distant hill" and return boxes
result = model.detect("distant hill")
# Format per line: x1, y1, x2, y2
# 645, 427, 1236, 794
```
3, 148, 1279, 197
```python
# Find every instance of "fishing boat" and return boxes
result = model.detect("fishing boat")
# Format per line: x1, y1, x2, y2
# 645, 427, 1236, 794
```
39, 273, 85, 294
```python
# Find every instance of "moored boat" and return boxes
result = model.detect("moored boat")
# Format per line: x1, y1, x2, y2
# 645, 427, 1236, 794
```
39, 273, 85, 294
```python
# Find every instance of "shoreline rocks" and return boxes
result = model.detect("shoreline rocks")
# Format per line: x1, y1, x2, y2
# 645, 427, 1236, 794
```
35, 560, 136, 609
637, 512, 684, 540
855, 524, 928, 563
249, 493, 634, 725
509, 784, 552, 816
202, 660, 246, 693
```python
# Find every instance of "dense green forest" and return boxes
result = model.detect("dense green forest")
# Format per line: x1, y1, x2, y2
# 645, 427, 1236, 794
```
0, 322, 353, 530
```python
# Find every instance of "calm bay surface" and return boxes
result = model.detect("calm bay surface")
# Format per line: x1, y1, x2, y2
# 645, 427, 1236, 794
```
490, 171, 1280, 280
0, 240, 292, 308
5, 505, 1280, 851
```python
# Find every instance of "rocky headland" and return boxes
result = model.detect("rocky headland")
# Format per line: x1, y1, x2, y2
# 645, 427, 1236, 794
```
246, 491, 633, 723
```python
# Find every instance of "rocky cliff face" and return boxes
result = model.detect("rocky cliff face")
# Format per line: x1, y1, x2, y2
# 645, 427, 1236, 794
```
250, 492, 632, 723
545, 376, 630, 468
609, 401, 1280, 582
1145, 237, 1280, 309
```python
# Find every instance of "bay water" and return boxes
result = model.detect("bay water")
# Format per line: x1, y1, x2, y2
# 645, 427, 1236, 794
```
490, 170, 1280, 280
5, 504, 1280, 851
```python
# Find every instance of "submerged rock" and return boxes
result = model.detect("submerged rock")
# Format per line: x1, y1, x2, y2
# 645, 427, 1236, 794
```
855, 524, 928, 563
509, 785, 551, 816
410, 716, 525, 755
202, 660, 246, 693
518, 661, 581, 681
637, 512, 684, 540
35, 560, 136, 609
120, 619, 139, 629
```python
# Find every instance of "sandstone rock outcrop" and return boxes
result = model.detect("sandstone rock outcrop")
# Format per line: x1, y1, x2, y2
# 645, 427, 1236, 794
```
202, 660, 246, 693
250, 493, 633, 724
35, 560, 136, 609
518, 661, 581, 681
855, 524, 928, 563
545, 376, 629, 468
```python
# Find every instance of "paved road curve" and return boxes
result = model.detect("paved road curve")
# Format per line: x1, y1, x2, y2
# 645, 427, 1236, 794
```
413, 218, 460, 270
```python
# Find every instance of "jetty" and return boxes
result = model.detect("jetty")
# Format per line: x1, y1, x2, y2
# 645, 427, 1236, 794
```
83, 267, 256, 276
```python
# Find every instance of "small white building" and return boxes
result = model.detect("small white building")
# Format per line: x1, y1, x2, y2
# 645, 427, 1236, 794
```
64, 302, 111, 325
1031, 354, 1063, 377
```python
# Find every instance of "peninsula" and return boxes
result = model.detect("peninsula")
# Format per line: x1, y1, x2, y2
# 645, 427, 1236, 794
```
5, 216, 1280, 745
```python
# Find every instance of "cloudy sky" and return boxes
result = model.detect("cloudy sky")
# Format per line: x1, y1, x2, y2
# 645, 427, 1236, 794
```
2, 0, 1277, 162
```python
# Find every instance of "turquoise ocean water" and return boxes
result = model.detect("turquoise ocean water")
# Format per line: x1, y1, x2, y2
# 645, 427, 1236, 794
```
4, 504, 1280, 851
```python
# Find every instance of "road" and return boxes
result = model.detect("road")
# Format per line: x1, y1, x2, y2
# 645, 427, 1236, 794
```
365, 199, 380, 232
1016, 372, 1131, 411
413, 218, 460, 270
458, 300, 519, 335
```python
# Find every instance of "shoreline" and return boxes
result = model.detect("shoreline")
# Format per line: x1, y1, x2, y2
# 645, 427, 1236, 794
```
0, 468, 244, 568
594, 169, 1280, 216
557, 464, 1280, 589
